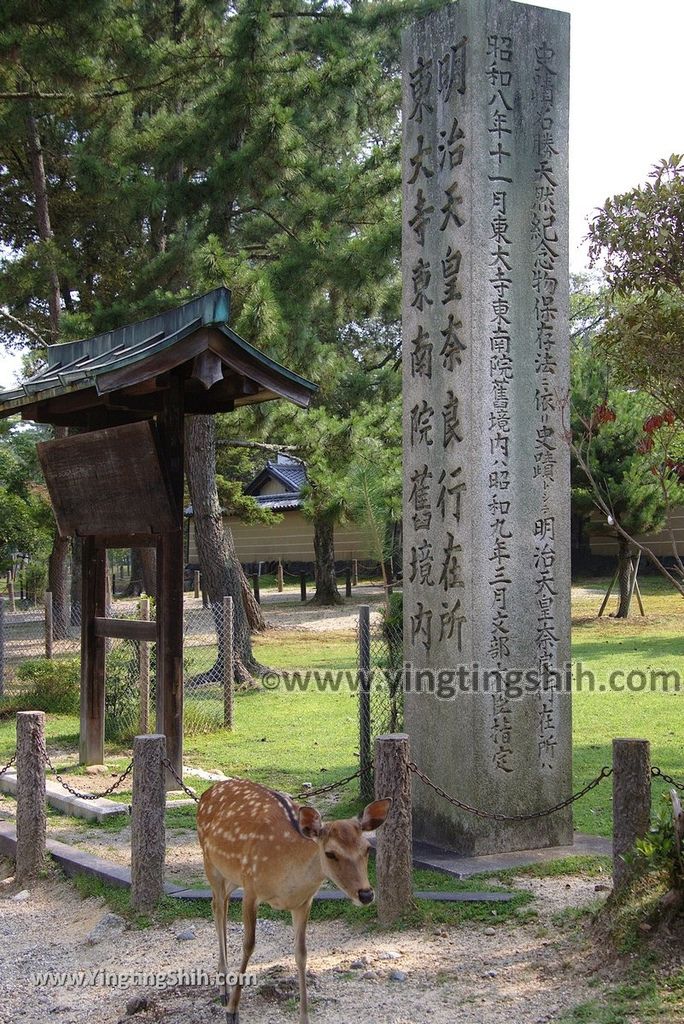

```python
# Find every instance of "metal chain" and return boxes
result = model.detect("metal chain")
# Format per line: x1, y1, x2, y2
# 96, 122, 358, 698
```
652, 766, 684, 791
162, 757, 200, 803
408, 761, 614, 822
38, 738, 133, 801
0, 753, 16, 777
295, 765, 370, 801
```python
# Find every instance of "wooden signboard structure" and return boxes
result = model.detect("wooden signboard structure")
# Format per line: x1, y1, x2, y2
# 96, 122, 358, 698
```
0, 289, 316, 782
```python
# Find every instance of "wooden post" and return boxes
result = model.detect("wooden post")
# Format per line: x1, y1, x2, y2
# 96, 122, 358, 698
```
598, 570, 618, 617
223, 596, 234, 729
374, 734, 413, 925
44, 591, 53, 659
139, 597, 151, 734
131, 734, 166, 911
277, 561, 284, 593
345, 567, 352, 598
300, 572, 307, 602
8, 578, 16, 613
155, 373, 185, 789
80, 538, 107, 765
628, 552, 645, 617
353, 559, 359, 587
193, 570, 201, 599
359, 604, 373, 802
252, 573, 261, 605
0, 597, 4, 699
16, 711, 47, 882
613, 738, 651, 890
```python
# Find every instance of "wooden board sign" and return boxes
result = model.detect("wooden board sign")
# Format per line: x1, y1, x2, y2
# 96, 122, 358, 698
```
37, 421, 177, 538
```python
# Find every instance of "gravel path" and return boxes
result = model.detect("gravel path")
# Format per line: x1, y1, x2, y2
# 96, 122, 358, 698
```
0, 859, 606, 1024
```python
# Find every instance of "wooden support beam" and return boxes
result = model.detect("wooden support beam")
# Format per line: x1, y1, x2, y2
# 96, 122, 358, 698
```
93, 617, 157, 642
79, 538, 107, 766
155, 373, 185, 789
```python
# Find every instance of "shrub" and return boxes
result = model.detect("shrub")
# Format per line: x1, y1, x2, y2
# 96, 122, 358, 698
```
16, 657, 80, 714
104, 644, 140, 744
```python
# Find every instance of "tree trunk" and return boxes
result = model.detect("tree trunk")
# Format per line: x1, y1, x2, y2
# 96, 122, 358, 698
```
615, 535, 633, 619
125, 548, 157, 597
70, 537, 82, 626
27, 109, 71, 637
26, 109, 61, 340
185, 415, 264, 684
48, 532, 70, 639
311, 517, 342, 605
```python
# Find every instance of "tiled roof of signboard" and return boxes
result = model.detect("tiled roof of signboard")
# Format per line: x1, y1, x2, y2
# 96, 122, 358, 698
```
0, 288, 316, 415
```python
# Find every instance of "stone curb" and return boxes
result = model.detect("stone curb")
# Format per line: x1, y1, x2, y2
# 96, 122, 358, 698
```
0, 823, 517, 904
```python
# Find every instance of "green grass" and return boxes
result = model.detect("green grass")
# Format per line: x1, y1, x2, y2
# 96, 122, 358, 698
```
0, 577, 681, 838
68, 860, 532, 929
557, 967, 684, 1023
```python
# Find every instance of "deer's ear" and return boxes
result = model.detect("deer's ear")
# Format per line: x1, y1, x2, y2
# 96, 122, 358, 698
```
359, 799, 391, 832
298, 805, 322, 838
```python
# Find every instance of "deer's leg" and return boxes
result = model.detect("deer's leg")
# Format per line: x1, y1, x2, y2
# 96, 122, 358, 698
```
204, 859, 232, 1006
226, 888, 258, 1023
291, 898, 314, 1024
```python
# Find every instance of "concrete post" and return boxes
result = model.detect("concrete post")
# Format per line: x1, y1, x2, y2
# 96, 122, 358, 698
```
131, 734, 166, 911
374, 733, 413, 925
223, 596, 234, 729
44, 591, 53, 659
277, 562, 284, 593
613, 738, 651, 890
16, 711, 47, 881
139, 597, 151, 733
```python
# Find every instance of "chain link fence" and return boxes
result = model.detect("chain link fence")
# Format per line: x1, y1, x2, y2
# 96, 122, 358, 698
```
358, 598, 404, 800
0, 596, 234, 741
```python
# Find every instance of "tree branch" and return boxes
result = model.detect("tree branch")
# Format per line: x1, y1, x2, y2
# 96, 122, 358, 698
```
216, 439, 304, 455
0, 309, 48, 348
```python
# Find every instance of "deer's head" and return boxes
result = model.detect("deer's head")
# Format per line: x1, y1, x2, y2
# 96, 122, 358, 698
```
298, 799, 391, 906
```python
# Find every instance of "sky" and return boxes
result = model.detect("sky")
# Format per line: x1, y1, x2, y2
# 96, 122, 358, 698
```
1, 0, 682, 389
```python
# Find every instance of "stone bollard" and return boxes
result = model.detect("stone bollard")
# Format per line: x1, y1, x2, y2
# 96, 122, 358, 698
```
131, 734, 166, 911
16, 711, 47, 882
223, 596, 234, 729
277, 562, 284, 593
374, 733, 413, 925
613, 738, 651, 890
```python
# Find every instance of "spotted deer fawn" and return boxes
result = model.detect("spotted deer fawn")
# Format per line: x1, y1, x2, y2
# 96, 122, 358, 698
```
197, 777, 391, 1023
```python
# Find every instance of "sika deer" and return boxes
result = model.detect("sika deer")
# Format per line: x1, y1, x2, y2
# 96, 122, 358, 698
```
197, 777, 391, 1023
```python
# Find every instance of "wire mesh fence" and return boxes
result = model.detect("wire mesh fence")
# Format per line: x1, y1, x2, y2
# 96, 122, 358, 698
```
0, 596, 233, 740
358, 599, 404, 800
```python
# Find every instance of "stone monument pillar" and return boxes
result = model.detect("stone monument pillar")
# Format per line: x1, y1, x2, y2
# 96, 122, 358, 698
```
402, 0, 572, 853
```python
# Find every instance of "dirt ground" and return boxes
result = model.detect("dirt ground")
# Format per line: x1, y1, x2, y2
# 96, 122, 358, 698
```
0, 857, 608, 1024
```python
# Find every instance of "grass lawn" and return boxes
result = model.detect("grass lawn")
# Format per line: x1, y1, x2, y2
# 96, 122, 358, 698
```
0, 576, 681, 836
